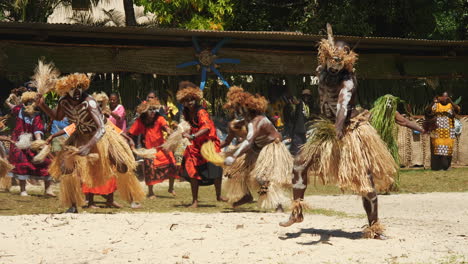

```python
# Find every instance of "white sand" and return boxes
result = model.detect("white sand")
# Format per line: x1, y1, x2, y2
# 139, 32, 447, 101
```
0, 192, 467, 264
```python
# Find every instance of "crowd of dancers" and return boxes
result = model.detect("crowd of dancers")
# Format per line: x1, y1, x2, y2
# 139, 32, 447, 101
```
0, 24, 460, 240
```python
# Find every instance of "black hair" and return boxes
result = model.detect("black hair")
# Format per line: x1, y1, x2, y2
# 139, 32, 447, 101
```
147, 91, 157, 97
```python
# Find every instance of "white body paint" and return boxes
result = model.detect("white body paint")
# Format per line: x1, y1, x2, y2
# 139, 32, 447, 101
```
292, 165, 306, 189
88, 100, 97, 109
232, 122, 254, 158
336, 79, 354, 119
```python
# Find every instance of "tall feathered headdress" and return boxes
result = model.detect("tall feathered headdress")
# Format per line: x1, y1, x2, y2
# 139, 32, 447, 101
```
317, 23, 358, 72
31, 59, 60, 95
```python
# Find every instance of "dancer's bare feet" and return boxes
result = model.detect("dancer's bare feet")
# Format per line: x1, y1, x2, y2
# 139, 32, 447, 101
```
232, 194, 253, 208
217, 196, 228, 202
279, 213, 303, 227
168, 189, 176, 197
44, 191, 56, 197
147, 194, 156, 200
84, 203, 99, 209
188, 200, 198, 208
106, 201, 122, 208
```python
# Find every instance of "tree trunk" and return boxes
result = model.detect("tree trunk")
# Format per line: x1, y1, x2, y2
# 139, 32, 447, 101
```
123, 0, 137, 26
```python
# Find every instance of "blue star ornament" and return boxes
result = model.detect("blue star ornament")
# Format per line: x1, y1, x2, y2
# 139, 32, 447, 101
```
176, 37, 240, 90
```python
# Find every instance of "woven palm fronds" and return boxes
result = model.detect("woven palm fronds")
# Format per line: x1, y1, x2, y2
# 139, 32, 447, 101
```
132, 148, 157, 159
162, 120, 191, 152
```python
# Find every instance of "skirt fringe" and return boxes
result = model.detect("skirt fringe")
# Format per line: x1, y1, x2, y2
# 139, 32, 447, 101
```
50, 123, 144, 207
298, 112, 397, 195
223, 141, 293, 209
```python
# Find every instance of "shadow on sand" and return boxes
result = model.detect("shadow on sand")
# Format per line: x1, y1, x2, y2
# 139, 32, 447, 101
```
279, 228, 362, 245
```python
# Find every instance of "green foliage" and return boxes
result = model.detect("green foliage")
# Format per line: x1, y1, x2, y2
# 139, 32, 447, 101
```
134, 0, 233, 30
0, 0, 72, 22
370, 95, 402, 163
223, 0, 466, 40
44, 91, 60, 109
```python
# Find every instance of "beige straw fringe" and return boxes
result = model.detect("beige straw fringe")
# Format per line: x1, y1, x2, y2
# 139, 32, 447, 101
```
223, 172, 250, 204
30, 140, 47, 152
32, 144, 51, 164
0, 176, 11, 191
162, 120, 191, 152
299, 112, 396, 195
252, 141, 293, 187
115, 171, 145, 203
132, 148, 157, 159
59, 174, 85, 207
257, 182, 290, 209
0, 157, 14, 179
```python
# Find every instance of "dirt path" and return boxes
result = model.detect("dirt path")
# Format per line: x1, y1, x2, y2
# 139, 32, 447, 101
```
0, 192, 467, 264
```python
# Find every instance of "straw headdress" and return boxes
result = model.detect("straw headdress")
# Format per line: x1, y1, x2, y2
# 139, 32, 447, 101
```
176, 81, 203, 103
136, 98, 162, 115
317, 23, 358, 72
55, 73, 90, 97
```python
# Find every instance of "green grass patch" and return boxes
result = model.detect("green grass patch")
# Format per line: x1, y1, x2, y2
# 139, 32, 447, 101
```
1, 168, 467, 216
303, 167, 468, 195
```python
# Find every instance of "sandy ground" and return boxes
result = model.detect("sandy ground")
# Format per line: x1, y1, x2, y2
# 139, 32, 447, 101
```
0, 192, 467, 264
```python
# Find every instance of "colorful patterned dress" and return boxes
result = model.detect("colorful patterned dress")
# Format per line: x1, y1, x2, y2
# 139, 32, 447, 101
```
430, 103, 456, 156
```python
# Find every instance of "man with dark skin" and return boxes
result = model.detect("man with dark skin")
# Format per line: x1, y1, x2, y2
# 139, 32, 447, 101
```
280, 24, 397, 239
224, 108, 286, 209
36, 74, 143, 213
221, 89, 292, 211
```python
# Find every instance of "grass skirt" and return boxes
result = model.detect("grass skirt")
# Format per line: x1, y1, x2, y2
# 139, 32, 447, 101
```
296, 111, 396, 195
50, 124, 144, 207
0, 157, 14, 179
223, 140, 293, 209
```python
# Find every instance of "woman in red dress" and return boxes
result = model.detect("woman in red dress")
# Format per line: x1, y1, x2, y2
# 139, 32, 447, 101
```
176, 81, 226, 208
128, 99, 177, 198
7, 91, 54, 197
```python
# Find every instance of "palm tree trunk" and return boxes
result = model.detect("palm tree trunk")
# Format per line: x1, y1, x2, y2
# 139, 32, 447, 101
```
122, 0, 137, 26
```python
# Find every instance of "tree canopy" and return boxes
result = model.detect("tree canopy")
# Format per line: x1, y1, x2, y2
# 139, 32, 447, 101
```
135, 0, 466, 40
0, 0, 466, 40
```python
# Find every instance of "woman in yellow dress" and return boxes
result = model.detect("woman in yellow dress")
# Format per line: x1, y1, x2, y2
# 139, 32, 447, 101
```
426, 92, 461, 171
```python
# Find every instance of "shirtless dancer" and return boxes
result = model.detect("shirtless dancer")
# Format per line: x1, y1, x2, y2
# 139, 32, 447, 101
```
280, 24, 397, 239
221, 87, 293, 210
37, 73, 144, 213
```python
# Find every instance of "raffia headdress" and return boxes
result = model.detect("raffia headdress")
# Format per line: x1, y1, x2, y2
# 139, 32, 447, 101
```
318, 23, 358, 72
136, 98, 162, 115
176, 81, 203, 103
223, 86, 248, 112
20, 91, 37, 104
243, 92, 268, 114
55, 73, 90, 97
